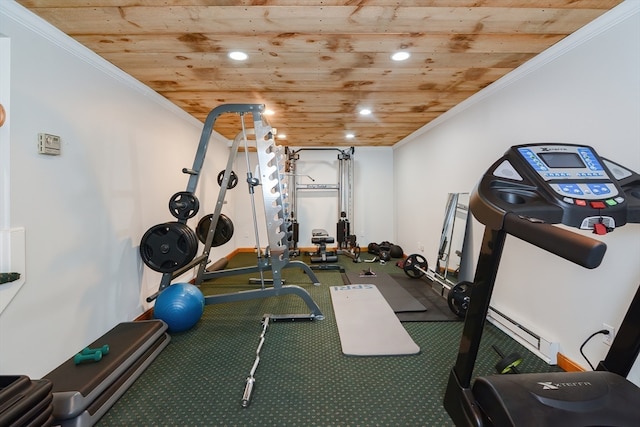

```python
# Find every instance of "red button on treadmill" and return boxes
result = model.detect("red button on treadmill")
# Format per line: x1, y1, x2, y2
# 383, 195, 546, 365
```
575, 199, 587, 206
590, 201, 606, 209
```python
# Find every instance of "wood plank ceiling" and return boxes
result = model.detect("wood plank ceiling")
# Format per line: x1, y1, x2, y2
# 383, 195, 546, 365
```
17, 1, 623, 147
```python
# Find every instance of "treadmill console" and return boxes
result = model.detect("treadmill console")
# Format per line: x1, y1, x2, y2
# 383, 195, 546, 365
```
472, 143, 640, 232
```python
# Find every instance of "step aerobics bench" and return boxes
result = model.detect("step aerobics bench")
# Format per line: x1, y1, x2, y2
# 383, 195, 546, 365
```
43, 320, 170, 427
0, 375, 54, 426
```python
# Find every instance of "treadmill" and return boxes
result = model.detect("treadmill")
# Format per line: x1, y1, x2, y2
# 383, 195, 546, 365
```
443, 143, 640, 426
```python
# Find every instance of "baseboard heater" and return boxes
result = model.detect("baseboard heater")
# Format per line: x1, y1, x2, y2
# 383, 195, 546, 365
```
487, 307, 559, 365
420, 270, 559, 365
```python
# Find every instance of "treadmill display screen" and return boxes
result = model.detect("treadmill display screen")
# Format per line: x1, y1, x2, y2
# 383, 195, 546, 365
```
539, 152, 585, 169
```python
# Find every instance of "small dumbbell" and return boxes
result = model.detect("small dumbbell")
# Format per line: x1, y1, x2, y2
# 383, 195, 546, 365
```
74, 350, 103, 365
492, 345, 523, 374
80, 345, 110, 356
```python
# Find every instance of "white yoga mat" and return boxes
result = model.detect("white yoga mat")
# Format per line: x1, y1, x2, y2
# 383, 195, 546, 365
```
330, 285, 420, 356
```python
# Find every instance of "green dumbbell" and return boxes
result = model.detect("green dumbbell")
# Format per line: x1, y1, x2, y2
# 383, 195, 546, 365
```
80, 344, 110, 356
74, 350, 103, 365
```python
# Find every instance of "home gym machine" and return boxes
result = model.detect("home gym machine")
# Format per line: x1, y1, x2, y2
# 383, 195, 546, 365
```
285, 146, 359, 262
443, 143, 640, 426
139, 104, 323, 319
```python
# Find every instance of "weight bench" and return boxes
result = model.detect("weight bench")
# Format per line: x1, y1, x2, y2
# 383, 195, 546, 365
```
310, 229, 343, 271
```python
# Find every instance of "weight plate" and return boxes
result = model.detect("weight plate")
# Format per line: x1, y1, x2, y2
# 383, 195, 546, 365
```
447, 281, 472, 318
217, 170, 239, 189
140, 222, 198, 273
496, 353, 523, 374
168, 191, 199, 220
403, 253, 428, 279
196, 214, 212, 244
196, 213, 235, 246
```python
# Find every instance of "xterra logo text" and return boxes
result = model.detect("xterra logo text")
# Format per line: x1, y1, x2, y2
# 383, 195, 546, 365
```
537, 381, 593, 390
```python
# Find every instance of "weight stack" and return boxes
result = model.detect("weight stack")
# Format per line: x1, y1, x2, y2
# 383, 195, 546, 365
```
289, 221, 299, 245
337, 220, 350, 247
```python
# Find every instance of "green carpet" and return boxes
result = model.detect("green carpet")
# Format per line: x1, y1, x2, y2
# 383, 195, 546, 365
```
97, 253, 560, 426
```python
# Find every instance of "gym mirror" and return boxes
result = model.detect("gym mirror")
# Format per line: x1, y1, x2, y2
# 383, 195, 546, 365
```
435, 193, 472, 286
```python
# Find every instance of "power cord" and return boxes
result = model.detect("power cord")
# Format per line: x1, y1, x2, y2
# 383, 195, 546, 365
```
580, 329, 610, 370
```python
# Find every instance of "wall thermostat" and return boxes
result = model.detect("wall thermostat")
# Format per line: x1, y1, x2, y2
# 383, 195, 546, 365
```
38, 133, 61, 156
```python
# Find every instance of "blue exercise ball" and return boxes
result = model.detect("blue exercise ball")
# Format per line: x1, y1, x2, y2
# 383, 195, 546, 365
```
154, 283, 205, 332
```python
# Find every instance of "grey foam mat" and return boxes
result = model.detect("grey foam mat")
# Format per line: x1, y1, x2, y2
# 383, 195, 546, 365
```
345, 271, 427, 313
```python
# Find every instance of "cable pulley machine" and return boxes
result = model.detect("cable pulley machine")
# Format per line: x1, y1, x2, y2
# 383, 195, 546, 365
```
285, 147, 358, 256
140, 104, 323, 319
443, 143, 640, 426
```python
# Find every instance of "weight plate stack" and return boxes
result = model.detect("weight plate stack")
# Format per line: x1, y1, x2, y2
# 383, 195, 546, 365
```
139, 222, 198, 273
447, 281, 473, 318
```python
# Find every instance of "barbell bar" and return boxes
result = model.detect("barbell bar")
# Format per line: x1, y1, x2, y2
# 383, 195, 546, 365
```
403, 253, 474, 319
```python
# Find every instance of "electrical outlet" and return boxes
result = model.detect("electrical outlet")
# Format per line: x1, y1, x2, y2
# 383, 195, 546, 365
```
602, 323, 615, 346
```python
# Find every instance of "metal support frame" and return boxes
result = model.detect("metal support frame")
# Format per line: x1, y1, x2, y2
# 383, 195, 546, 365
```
337, 147, 355, 230
149, 103, 323, 319
285, 146, 355, 248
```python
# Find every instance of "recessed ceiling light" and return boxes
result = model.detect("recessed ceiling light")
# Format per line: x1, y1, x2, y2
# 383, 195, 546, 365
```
229, 51, 248, 61
345, 133, 355, 139
359, 108, 372, 116
391, 51, 411, 61
277, 133, 287, 139
264, 109, 274, 115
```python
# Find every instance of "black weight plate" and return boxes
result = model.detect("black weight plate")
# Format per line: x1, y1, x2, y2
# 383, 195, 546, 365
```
212, 214, 234, 246
168, 191, 199, 220
403, 253, 428, 279
196, 214, 213, 244
447, 281, 472, 318
140, 222, 198, 273
217, 170, 239, 189
196, 213, 235, 246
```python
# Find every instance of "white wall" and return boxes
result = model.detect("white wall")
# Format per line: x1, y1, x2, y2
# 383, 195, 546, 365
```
0, 3, 233, 377
394, 1, 640, 383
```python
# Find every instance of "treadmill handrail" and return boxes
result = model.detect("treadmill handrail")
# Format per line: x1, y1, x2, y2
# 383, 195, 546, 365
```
503, 212, 607, 269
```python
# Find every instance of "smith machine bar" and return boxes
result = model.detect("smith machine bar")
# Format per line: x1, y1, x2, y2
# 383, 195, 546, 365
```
142, 103, 323, 319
